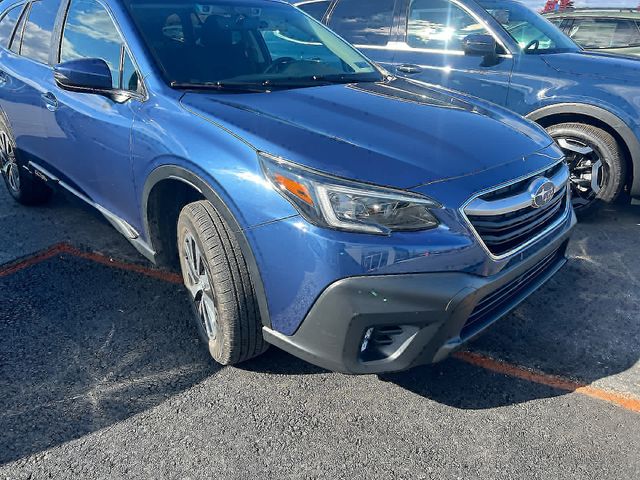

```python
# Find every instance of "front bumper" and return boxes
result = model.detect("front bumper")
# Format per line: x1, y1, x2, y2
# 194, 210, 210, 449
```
263, 213, 575, 374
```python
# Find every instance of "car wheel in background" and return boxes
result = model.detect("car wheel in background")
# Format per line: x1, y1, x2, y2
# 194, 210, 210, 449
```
547, 123, 626, 216
0, 116, 52, 205
177, 200, 268, 365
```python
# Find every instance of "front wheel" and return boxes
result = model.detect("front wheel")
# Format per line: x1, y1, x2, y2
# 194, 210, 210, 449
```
546, 123, 626, 216
177, 200, 268, 365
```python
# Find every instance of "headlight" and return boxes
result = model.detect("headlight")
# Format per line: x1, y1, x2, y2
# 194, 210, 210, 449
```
259, 152, 441, 235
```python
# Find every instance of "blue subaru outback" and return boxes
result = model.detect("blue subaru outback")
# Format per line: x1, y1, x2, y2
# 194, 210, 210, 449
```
0, 0, 574, 373
294, 0, 640, 215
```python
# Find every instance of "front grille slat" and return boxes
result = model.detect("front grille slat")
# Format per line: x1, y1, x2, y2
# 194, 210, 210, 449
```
467, 250, 558, 323
464, 161, 570, 258
477, 199, 564, 247
476, 200, 563, 239
462, 247, 563, 337
479, 162, 565, 202
470, 191, 565, 232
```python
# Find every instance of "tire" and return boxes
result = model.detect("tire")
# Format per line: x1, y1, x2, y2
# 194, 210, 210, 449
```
177, 200, 268, 365
0, 116, 52, 205
546, 123, 626, 216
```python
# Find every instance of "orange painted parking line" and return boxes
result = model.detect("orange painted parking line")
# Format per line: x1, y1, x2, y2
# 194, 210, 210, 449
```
0, 242, 182, 284
62, 244, 183, 285
2, 243, 639, 414
454, 351, 640, 414
0, 243, 69, 278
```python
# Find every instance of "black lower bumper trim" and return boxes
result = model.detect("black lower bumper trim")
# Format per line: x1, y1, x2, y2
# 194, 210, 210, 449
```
263, 216, 574, 374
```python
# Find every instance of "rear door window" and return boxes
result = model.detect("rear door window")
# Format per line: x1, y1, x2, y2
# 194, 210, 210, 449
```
0, 4, 24, 48
20, 0, 60, 63
328, 0, 395, 46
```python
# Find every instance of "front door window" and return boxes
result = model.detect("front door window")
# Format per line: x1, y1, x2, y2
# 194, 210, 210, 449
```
407, 0, 491, 52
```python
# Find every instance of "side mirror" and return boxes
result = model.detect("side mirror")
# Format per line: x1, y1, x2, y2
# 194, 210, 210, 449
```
54, 58, 113, 92
462, 34, 497, 56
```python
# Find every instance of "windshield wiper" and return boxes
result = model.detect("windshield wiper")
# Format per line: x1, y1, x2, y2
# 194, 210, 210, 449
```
258, 75, 381, 89
170, 81, 269, 93
305, 74, 383, 84
170, 75, 382, 93
172, 79, 335, 92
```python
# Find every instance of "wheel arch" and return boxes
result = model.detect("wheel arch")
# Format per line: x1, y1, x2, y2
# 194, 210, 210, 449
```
526, 103, 640, 197
142, 165, 271, 328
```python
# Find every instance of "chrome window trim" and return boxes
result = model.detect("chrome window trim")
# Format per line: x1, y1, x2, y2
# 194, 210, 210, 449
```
459, 159, 572, 261
295, 0, 331, 6
357, 41, 466, 55
356, 40, 514, 59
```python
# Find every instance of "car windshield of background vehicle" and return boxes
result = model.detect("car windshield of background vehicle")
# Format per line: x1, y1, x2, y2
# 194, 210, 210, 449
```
122, 0, 383, 91
568, 18, 640, 49
478, 0, 579, 54
406, 0, 493, 52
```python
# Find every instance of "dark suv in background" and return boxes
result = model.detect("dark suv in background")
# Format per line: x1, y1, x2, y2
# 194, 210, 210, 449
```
547, 8, 640, 57
293, 0, 640, 215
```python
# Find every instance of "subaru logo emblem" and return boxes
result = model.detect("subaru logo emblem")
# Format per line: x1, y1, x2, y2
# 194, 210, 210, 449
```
529, 177, 555, 209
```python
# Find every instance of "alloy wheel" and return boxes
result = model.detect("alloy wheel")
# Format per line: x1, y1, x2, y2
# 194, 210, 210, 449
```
0, 131, 19, 193
182, 231, 219, 340
556, 137, 606, 210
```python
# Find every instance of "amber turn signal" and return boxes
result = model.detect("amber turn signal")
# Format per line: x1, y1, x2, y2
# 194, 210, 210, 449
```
274, 174, 314, 206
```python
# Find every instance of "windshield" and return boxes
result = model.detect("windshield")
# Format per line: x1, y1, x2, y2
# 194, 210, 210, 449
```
122, 0, 383, 90
477, 0, 580, 54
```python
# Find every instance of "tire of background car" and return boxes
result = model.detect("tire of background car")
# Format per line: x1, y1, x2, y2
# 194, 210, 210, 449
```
0, 116, 52, 205
546, 123, 626, 216
177, 199, 268, 365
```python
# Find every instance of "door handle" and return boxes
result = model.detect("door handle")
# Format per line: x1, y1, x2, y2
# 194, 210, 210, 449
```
396, 64, 423, 74
41, 92, 58, 112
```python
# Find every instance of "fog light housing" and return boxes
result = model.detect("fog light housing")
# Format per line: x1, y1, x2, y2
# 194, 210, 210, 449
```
359, 325, 420, 363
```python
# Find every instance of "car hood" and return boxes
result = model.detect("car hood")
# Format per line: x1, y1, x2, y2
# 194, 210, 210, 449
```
542, 51, 640, 82
180, 77, 553, 189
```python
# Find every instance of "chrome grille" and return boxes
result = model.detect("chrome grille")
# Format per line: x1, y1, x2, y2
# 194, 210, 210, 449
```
463, 161, 571, 258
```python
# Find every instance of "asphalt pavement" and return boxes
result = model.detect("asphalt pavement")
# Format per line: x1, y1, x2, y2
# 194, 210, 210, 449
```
0, 186, 638, 479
